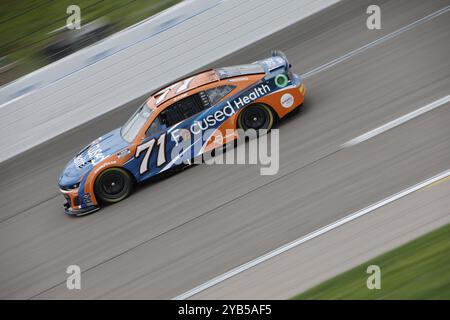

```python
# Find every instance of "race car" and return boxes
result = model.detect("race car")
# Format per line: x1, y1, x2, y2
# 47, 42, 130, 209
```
58, 51, 306, 216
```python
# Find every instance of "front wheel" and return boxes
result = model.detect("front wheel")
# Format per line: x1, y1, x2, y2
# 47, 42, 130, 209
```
94, 168, 134, 204
237, 104, 275, 132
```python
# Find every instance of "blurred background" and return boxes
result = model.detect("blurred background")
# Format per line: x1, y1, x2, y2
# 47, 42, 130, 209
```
0, 0, 181, 85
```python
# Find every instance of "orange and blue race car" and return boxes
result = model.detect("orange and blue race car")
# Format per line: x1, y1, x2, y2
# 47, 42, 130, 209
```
58, 51, 306, 216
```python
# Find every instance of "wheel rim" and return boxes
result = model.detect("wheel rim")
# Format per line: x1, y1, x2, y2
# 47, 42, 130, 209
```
242, 107, 268, 130
100, 172, 125, 196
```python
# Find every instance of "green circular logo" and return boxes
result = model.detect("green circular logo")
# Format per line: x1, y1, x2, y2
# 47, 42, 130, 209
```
275, 74, 289, 88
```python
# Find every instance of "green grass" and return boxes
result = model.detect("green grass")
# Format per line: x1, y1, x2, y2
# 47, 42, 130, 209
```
293, 223, 450, 300
0, 0, 181, 81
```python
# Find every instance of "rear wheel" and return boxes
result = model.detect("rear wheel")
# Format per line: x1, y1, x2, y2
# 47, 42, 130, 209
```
94, 168, 134, 204
237, 104, 275, 132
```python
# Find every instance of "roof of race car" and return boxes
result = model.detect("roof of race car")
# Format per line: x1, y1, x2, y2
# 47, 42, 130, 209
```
147, 70, 219, 109
146, 64, 266, 109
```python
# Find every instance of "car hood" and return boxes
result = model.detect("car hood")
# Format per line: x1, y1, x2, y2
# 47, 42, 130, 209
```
58, 127, 129, 189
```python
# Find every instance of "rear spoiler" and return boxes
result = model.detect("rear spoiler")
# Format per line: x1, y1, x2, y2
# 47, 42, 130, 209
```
270, 50, 292, 71
255, 50, 292, 76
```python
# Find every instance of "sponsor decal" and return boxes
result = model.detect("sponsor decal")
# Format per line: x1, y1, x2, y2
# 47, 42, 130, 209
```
116, 148, 131, 158
87, 144, 105, 164
176, 76, 195, 93
155, 76, 196, 105
280, 93, 294, 108
274, 73, 288, 88
186, 83, 271, 136
83, 193, 93, 206
135, 133, 168, 174
74, 143, 105, 167
93, 160, 117, 175
74, 155, 85, 167
140, 79, 284, 175
155, 83, 178, 105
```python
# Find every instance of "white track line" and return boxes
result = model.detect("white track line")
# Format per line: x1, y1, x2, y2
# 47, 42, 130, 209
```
302, 5, 450, 78
174, 7, 450, 299
173, 168, 450, 300
340, 94, 450, 148
173, 5, 450, 300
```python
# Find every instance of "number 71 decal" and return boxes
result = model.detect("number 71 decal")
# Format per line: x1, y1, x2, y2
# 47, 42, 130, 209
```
135, 134, 167, 174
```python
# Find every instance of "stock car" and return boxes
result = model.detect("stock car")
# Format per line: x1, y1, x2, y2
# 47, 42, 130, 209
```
58, 51, 306, 216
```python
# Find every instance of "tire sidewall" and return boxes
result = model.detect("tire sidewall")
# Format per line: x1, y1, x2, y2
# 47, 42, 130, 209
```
238, 104, 274, 132
94, 167, 133, 204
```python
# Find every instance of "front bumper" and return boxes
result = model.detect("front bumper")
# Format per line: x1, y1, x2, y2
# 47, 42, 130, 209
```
60, 188, 99, 216
64, 201, 100, 216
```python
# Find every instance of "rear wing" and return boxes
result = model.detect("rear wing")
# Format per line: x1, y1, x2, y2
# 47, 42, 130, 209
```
215, 50, 293, 80
255, 50, 293, 79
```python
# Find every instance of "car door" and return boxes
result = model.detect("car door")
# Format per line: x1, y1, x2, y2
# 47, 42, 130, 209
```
131, 92, 210, 181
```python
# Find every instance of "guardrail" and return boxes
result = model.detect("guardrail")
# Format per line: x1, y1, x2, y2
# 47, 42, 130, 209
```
0, 0, 340, 163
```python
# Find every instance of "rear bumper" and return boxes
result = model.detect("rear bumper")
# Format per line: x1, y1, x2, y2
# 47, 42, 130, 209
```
293, 74, 306, 103
292, 73, 305, 91
298, 82, 306, 96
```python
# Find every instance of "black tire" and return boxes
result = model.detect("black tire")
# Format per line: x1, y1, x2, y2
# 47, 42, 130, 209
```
237, 104, 275, 132
94, 168, 134, 204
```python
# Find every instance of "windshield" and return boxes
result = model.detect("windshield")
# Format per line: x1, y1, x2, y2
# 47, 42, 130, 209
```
121, 103, 153, 143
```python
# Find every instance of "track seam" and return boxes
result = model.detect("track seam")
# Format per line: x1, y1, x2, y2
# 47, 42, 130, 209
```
0, 194, 60, 224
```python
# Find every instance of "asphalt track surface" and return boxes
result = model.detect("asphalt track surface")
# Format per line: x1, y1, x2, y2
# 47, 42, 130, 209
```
194, 176, 450, 299
0, 0, 449, 299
